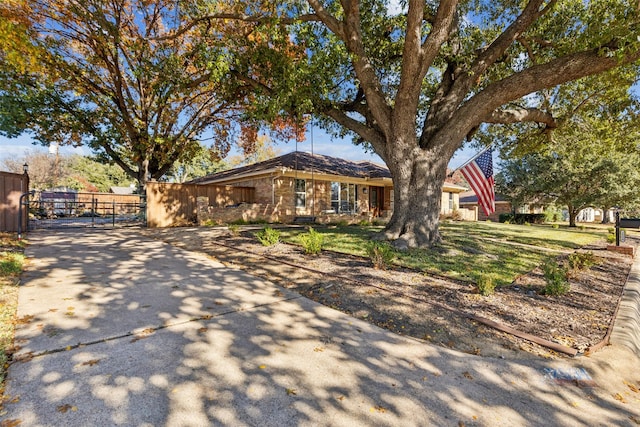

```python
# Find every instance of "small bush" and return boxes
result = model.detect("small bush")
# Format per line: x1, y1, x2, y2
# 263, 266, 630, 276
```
365, 241, 395, 270
358, 219, 371, 226
499, 213, 514, 223
476, 274, 496, 297
552, 224, 559, 229
541, 260, 570, 296
607, 227, 615, 234
336, 220, 349, 227
255, 227, 280, 246
202, 219, 217, 227
299, 227, 324, 255
568, 252, 596, 271
228, 224, 241, 236
607, 233, 616, 244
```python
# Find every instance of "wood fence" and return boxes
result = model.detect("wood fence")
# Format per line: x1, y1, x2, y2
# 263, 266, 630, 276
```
146, 182, 255, 227
0, 171, 29, 232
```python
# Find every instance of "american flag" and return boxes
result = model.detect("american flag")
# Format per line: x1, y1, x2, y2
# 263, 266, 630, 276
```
460, 149, 495, 216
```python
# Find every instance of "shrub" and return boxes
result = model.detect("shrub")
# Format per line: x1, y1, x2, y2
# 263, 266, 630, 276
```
358, 219, 372, 226
201, 219, 217, 227
365, 241, 395, 270
255, 227, 280, 246
228, 224, 241, 236
544, 206, 563, 222
499, 213, 514, 223
541, 260, 570, 296
552, 224, 559, 229
607, 233, 616, 244
568, 252, 596, 271
299, 227, 324, 255
476, 274, 496, 297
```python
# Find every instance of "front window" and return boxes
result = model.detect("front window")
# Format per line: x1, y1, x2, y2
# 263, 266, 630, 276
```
295, 179, 306, 208
449, 192, 454, 210
331, 182, 356, 213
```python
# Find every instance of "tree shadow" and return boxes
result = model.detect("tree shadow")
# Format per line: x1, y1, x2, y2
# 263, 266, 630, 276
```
3, 229, 639, 426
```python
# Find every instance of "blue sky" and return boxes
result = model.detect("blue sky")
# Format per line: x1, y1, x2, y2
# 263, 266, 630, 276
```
0, 127, 477, 171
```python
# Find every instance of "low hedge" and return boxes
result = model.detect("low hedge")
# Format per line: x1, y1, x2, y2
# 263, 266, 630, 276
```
499, 213, 546, 224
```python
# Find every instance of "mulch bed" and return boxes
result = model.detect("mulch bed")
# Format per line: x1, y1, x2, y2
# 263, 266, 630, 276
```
142, 227, 636, 360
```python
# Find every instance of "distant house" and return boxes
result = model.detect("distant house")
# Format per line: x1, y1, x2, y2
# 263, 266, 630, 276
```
459, 191, 512, 221
190, 152, 470, 223
459, 191, 545, 221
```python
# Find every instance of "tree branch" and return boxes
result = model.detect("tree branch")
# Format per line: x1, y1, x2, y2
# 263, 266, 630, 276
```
450, 45, 640, 149
153, 12, 321, 41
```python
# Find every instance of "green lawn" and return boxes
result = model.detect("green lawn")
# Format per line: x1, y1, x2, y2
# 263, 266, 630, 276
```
280, 222, 609, 286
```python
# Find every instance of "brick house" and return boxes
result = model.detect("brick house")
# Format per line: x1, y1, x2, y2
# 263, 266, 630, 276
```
190, 152, 471, 224
459, 192, 511, 221
459, 191, 544, 221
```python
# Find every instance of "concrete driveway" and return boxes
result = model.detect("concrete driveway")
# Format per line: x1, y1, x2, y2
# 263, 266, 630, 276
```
2, 229, 639, 426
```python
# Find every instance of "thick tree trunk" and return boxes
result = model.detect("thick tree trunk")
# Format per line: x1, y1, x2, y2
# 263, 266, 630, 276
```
381, 145, 450, 249
601, 207, 611, 224
568, 204, 578, 227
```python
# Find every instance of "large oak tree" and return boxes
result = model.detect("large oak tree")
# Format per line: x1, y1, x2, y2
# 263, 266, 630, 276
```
194, 0, 640, 247
0, 0, 283, 188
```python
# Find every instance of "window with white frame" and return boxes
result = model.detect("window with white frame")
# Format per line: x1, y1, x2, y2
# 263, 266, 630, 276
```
331, 182, 356, 213
448, 192, 454, 210
295, 179, 306, 208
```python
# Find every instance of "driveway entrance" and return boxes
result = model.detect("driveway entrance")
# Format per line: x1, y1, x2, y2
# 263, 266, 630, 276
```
24, 190, 145, 230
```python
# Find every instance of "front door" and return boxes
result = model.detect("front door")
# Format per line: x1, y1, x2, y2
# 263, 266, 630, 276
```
369, 187, 384, 217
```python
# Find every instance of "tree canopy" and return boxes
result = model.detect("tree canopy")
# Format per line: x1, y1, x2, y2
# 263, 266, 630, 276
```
188, 0, 640, 247
0, 0, 297, 188
496, 73, 640, 226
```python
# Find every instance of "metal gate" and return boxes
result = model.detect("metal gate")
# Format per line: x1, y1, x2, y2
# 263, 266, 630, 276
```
24, 191, 145, 230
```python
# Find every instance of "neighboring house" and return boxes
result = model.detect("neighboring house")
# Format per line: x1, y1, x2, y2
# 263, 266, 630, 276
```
459, 191, 546, 221
573, 208, 615, 223
459, 191, 511, 221
190, 151, 469, 223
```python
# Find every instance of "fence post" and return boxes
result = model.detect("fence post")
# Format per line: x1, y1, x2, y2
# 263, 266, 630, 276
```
112, 200, 116, 228
615, 211, 620, 247
92, 194, 95, 227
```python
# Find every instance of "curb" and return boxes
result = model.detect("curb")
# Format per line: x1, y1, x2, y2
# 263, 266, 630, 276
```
609, 255, 640, 355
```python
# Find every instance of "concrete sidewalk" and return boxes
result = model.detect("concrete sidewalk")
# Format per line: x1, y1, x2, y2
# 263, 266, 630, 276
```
1, 229, 639, 426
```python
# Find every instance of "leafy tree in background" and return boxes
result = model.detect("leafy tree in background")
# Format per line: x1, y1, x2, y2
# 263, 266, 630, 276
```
0, 0, 295, 189
3, 152, 133, 191
496, 92, 640, 226
162, 145, 228, 183
190, 0, 640, 247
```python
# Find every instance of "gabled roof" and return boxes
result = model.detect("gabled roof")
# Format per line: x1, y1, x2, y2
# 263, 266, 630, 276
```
190, 151, 392, 184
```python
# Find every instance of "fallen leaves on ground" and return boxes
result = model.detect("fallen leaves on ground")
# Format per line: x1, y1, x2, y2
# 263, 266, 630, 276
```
0, 419, 22, 427
625, 381, 639, 393
372, 405, 387, 413
14, 315, 34, 325
56, 404, 77, 413
286, 388, 297, 396
131, 328, 155, 343
81, 359, 100, 367
613, 393, 627, 403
